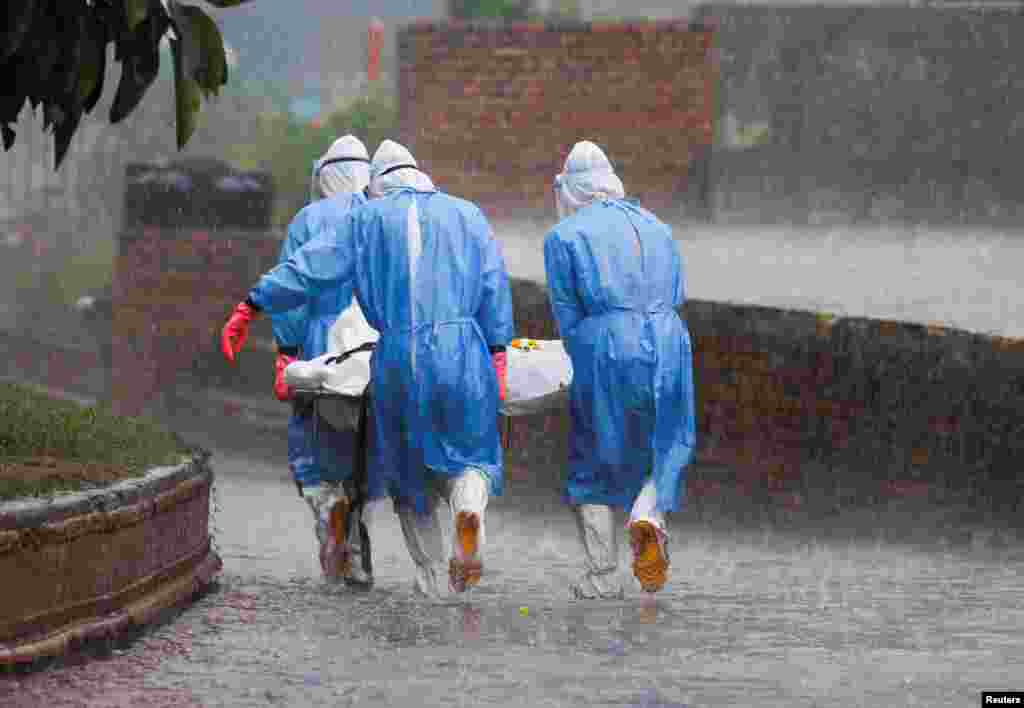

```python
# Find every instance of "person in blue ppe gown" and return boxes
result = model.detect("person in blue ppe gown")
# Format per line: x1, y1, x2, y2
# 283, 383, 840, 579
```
221, 140, 514, 598
543, 140, 696, 599
269, 135, 377, 587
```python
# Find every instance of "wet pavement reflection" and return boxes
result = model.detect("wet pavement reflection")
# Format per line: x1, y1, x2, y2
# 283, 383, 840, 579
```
3, 439, 1022, 707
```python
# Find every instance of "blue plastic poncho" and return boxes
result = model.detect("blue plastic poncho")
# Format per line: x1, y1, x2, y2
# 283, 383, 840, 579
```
270, 135, 371, 489
272, 193, 369, 489
544, 174, 696, 514
271, 192, 368, 356
251, 181, 514, 513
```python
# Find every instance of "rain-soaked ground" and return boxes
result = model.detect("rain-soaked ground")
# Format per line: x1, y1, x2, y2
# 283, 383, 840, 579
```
3, 222, 1024, 705
4, 409, 1022, 707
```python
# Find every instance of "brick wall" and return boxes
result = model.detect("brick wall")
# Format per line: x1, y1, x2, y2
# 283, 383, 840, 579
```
111, 227, 282, 418
507, 278, 1024, 511
111, 162, 279, 418
397, 20, 716, 221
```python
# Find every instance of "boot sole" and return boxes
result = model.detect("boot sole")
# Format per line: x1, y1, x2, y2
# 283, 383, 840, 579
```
322, 497, 353, 579
449, 511, 482, 593
630, 521, 668, 593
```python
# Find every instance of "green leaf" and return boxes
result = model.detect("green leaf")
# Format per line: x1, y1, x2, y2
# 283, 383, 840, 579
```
79, 17, 108, 112
43, 102, 63, 131
54, 102, 83, 167
109, 51, 156, 123
1, 0, 38, 62
1, 124, 15, 151
109, 8, 168, 123
164, 0, 230, 149
0, 64, 28, 124
24, 2, 60, 87
58, 9, 87, 99
0, 93, 26, 125
171, 4, 227, 97
124, 0, 149, 31
170, 35, 202, 149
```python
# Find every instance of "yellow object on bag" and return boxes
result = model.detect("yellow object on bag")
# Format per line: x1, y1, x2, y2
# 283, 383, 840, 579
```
510, 338, 541, 351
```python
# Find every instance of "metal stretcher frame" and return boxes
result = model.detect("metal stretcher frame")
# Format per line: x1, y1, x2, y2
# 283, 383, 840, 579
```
294, 387, 373, 579
290, 341, 377, 579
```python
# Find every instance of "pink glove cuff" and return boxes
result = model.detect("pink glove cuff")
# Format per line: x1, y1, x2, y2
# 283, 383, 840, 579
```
491, 350, 508, 401
274, 354, 296, 402
236, 301, 259, 321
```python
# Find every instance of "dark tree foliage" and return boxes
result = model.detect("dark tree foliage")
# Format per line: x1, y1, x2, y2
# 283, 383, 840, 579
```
0, 0, 255, 168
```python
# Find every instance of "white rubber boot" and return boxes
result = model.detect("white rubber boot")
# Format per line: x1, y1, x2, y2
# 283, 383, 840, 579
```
570, 504, 624, 600
396, 489, 449, 599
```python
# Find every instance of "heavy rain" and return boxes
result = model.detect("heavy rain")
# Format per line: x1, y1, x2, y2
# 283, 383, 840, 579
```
1, 1, 1021, 707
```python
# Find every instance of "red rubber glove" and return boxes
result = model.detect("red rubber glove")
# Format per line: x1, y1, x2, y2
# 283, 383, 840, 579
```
274, 353, 296, 401
221, 301, 259, 364
491, 350, 507, 402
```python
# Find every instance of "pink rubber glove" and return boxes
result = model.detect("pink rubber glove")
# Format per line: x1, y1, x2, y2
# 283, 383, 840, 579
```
274, 353, 296, 402
492, 350, 507, 402
221, 301, 259, 364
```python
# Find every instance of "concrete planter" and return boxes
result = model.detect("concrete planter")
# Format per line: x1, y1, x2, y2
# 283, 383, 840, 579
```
0, 454, 221, 665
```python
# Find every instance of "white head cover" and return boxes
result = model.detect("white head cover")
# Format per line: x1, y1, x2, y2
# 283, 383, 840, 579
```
310, 135, 370, 200
368, 139, 435, 196
554, 140, 626, 219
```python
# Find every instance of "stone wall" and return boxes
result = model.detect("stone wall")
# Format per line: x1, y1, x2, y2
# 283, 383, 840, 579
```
0, 457, 220, 664
396, 19, 716, 221
507, 278, 1024, 510
699, 5, 1024, 225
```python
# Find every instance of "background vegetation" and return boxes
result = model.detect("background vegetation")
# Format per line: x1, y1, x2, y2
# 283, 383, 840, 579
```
0, 382, 192, 499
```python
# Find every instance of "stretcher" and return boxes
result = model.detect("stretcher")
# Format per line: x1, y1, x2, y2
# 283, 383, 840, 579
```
284, 339, 571, 511
283, 338, 573, 418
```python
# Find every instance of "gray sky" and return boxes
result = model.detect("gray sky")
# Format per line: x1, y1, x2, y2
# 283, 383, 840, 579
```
211, 0, 444, 88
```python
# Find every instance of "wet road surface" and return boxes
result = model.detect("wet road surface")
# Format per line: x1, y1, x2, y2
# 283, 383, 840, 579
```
4, 420, 1022, 707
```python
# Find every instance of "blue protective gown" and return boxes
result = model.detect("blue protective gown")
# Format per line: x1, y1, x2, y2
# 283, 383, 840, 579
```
270, 192, 367, 489
543, 199, 696, 514
251, 188, 514, 513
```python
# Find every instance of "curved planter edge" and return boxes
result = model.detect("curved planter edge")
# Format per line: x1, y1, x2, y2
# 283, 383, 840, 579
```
0, 454, 222, 665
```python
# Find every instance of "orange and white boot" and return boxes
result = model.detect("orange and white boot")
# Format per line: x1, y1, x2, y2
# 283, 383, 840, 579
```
449, 511, 483, 593
448, 469, 489, 594
629, 520, 669, 593
322, 494, 354, 581
303, 484, 353, 582
628, 477, 670, 593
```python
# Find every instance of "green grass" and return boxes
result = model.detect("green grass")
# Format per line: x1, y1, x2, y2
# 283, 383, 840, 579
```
0, 382, 194, 501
